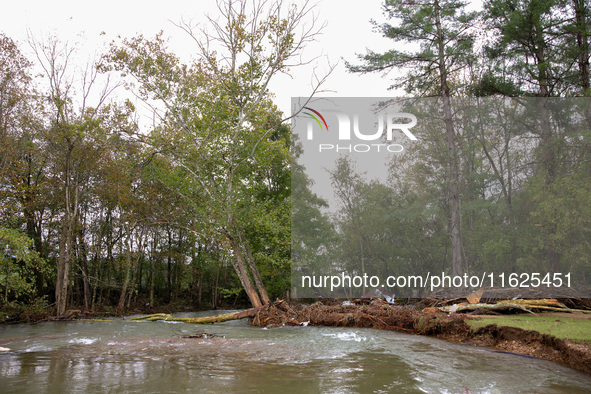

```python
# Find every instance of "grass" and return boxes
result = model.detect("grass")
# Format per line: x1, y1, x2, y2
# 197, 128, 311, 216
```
467, 314, 591, 344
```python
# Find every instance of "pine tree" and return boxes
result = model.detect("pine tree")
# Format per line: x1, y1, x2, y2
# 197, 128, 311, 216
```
346, 0, 478, 276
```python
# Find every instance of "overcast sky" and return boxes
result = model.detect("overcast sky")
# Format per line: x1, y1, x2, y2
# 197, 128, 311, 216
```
2, 0, 401, 117
2, 0, 447, 211
0, 0, 422, 211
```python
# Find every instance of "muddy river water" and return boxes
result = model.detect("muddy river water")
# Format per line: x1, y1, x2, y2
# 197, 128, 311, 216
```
1, 310, 590, 393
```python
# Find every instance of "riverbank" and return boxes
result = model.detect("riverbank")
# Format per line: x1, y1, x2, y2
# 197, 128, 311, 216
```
0, 302, 227, 324
252, 300, 591, 375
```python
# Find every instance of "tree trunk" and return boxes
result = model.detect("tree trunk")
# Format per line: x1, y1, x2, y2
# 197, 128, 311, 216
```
574, 0, 591, 97
229, 235, 262, 308
76, 229, 92, 312
91, 251, 100, 311
119, 229, 142, 311
239, 231, 270, 305
538, 98, 561, 273
126, 259, 137, 309
435, 0, 462, 277
118, 258, 131, 311
56, 222, 71, 315
166, 228, 173, 303
213, 258, 220, 309
198, 269, 204, 306
4, 263, 10, 306
150, 230, 158, 307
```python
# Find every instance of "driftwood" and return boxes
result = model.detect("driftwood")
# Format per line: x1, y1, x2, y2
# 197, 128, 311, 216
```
438, 299, 591, 314
180, 332, 223, 339
439, 302, 534, 314
129, 301, 283, 324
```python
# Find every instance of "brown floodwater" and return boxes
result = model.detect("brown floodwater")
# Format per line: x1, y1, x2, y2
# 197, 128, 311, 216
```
0, 310, 590, 393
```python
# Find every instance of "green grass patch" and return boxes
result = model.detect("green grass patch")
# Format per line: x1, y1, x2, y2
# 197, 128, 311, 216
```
467, 315, 591, 344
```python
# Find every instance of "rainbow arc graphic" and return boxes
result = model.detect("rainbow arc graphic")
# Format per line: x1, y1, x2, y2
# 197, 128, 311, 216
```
303, 107, 329, 131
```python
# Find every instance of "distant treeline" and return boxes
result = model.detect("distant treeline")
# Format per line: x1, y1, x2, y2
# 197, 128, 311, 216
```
292, 0, 591, 298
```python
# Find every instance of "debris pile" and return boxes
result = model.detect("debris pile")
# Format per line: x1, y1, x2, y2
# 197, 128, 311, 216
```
252, 300, 470, 336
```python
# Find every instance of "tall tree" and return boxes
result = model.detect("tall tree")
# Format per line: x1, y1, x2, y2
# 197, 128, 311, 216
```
105, 0, 325, 307
347, 0, 478, 276
28, 34, 121, 314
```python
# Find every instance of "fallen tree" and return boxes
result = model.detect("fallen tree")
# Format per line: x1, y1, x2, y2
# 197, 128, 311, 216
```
436, 299, 591, 314
128, 301, 286, 324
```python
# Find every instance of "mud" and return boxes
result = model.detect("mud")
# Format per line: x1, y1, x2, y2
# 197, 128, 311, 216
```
467, 324, 591, 375
253, 301, 591, 376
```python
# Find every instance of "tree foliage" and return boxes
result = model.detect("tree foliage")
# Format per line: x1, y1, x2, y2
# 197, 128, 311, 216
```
331, 0, 591, 295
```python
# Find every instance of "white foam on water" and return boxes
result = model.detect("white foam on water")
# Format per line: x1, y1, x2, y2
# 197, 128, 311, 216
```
23, 345, 50, 352
316, 353, 347, 360
331, 367, 364, 373
322, 332, 367, 342
69, 338, 98, 345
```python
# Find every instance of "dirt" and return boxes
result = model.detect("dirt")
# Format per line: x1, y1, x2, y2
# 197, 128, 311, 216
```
465, 323, 591, 374
252, 300, 591, 376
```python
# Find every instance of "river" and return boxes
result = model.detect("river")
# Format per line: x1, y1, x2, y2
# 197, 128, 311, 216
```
1, 310, 590, 393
